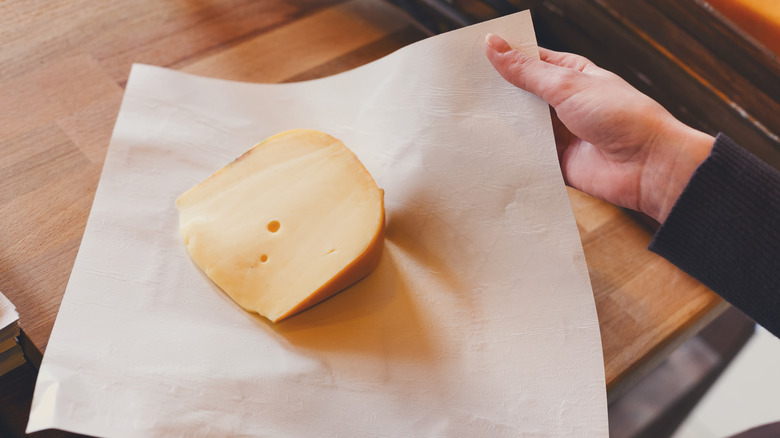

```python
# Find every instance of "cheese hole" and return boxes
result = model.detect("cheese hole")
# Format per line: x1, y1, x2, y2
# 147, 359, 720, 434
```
260, 254, 268, 263
267, 220, 281, 233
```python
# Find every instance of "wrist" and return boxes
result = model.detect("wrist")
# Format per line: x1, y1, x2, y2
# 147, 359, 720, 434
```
641, 123, 714, 223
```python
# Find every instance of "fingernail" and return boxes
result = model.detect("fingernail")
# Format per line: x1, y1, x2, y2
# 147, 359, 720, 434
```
485, 33, 512, 54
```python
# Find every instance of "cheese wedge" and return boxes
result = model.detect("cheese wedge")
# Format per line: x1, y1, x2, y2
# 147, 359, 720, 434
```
176, 129, 385, 322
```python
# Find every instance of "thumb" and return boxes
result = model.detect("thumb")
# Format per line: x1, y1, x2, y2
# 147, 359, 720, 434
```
484, 33, 573, 107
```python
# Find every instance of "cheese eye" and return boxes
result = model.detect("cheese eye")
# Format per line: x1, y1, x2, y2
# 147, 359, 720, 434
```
267, 220, 280, 233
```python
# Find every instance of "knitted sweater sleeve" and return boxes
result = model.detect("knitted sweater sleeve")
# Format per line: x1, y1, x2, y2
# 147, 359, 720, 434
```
649, 134, 780, 338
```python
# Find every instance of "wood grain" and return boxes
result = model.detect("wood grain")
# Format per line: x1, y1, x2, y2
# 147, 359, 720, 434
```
567, 188, 725, 397
0, 0, 723, 420
183, 0, 414, 82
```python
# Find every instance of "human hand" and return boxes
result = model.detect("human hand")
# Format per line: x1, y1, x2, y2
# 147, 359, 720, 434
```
484, 33, 714, 223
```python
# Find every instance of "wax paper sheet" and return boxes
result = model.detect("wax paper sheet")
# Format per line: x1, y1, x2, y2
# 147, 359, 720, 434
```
28, 10, 607, 437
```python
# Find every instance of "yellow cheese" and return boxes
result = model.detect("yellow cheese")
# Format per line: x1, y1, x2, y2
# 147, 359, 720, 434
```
176, 129, 385, 322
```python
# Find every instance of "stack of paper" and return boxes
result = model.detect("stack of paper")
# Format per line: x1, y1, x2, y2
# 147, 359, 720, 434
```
0, 291, 25, 376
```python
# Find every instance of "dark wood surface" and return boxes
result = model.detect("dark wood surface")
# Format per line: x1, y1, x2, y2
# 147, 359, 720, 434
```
6, 0, 772, 435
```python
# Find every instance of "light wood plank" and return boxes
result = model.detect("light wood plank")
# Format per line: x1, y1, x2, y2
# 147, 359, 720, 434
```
57, 94, 125, 165
0, 54, 122, 143
182, 0, 411, 82
92, 0, 302, 84
0, 124, 91, 206
572, 190, 723, 395
0, 160, 100, 273
567, 187, 622, 234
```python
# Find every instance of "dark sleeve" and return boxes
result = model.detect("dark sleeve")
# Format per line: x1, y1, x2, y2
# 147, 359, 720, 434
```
649, 134, 780, 338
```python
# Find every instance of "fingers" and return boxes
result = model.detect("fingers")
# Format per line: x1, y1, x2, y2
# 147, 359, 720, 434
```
484, 34, 579, 106
484, 32, 514, 54
538, 48, 595, 73
484, 33, 547, 95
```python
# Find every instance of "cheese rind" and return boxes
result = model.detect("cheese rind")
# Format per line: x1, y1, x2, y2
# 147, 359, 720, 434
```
176, 129, 385, 322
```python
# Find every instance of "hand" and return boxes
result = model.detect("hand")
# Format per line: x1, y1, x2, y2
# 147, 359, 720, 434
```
484, 33, 714, 223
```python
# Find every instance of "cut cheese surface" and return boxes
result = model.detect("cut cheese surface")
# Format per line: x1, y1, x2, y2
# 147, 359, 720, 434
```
176, 129, 385, 322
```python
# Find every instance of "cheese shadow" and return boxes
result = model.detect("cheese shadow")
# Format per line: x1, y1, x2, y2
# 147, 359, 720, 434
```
381, 206, 478, 314
270, 246, 436, 362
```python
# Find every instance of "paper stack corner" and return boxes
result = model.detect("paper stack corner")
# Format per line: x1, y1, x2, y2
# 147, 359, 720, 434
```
0, 291, 25, 377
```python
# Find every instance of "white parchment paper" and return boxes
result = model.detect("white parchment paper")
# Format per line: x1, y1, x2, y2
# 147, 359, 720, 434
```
28, 10, 607, 437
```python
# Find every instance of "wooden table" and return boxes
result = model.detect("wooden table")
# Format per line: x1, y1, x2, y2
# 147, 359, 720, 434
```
0, 0, 724, 434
